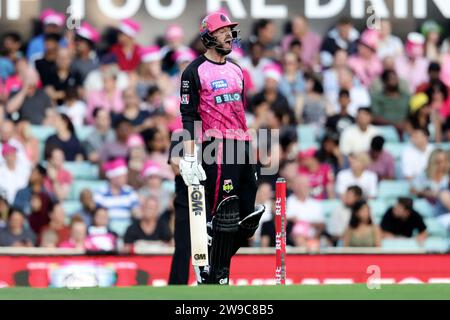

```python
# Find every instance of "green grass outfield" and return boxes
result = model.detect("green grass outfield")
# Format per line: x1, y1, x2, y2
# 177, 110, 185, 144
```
0, 284, 449, 300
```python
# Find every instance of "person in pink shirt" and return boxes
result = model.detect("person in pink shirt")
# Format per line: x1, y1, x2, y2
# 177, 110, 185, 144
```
59, 216, 88, 250
86, 68, 124, 124
348, 29, 383, 88
298, 148, 336, 200
281, 16, 321, 70
395, 33, 429, 93
110, 19, 142, 72
43, 147, 73, 201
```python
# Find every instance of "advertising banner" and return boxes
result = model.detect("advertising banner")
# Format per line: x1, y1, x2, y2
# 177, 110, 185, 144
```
0, 1, 449, 43
0, 254, 450, 288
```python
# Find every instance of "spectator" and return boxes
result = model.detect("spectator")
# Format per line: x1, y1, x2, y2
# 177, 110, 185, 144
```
34, 33, 60, 83
278, 52, 305, 109
328, 185, 364, 244
83, 53, 130, 95
110, 19, 142, 72
395, 33, 429, 93
348, 29, 383, 87
139, 160, 172, 213
95, 158, 140, 236
71, 22, 100, 83
327, 67, 371, 117
126, 134, 147, 189
421, 20, 443, 62
2, 32, 23, 62
250, 65, 293, 125
240, 41, 271, 93
336, 152, 378, 199
6, 67, 52, 125
76, 189, 97, 226
381, 197, 428, 243
411, 149, 449, 203
298, 148, 335, 200
59, 215, 88, 249
13, 117, 41, 165
320, 17, 359, 67
43, 47, 82, 106
371, 69, 410, 135
286, 175, 325, 249
57, 87, 87, 127
86, 207, 118, 252
298, 73, 331, 126
40, 229, 59, 248
401, 127, 434, 180
322, 49, 348, 96
86, 67, 125, 124
368, 136, 396, 180
113, 88, 150, 130
26, 9, 66, 64
43, 147, 73, 201
325, 89, 355, 136
0, 143, 31, 204
0, 195, 10, 228
44, 113, 85, 162
416, 62, 442, 93
248, 19, 279, 60
13, 164, 51, 216
99, 118, 132, 162
137, 46, 173, 100
343, 200, 381, 247
123, 196, 172, 251
339, 107, 379, 156
83, 108, 115, 164
160, 24, 190, 76
316, 133, 344, 175
0, 208, 36, 247
260, 200, 294, 248
406, 92, 441, 143
39, 202, 70, 246
281, 16, 321, 70
377, 20, 404, 59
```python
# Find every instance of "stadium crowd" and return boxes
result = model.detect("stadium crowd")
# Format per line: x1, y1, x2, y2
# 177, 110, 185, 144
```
0, 9, 450, 252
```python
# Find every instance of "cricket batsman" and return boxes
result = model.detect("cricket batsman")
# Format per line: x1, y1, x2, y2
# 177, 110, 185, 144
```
178, 12, 265, 285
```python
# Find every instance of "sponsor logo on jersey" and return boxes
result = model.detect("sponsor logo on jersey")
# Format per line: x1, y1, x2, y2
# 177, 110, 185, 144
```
215, 93, 241, 105
182, 80, 190, 93
211, 79, 228, 91
223, 179, 234, 193
181, 94, 190, 105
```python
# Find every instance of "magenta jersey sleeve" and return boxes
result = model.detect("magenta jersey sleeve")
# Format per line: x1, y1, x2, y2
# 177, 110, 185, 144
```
180, 55, 251, 141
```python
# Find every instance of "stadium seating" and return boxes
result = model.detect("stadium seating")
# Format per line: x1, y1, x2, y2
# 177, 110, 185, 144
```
384, 142, 405, 160
381, 238, 421, 250
30, 125, 56, 142
62, 200, 82, 216
378, 180, 411, 199
413, 199, 435, 218
368, 199, 391, 218
75, 126, 94, 141
70, 180, 108, 200
425, 218, 447, 238
320, 199, 341, 218
424, 237, 449, 252
297, 125, 317, 146
374, 126, 400, 143
64, 162, 100, 180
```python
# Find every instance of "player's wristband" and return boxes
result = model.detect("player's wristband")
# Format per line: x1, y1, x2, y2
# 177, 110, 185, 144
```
184, 154, 196, 162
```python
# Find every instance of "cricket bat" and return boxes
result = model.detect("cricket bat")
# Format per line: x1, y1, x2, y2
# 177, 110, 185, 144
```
188, 184, 209, 266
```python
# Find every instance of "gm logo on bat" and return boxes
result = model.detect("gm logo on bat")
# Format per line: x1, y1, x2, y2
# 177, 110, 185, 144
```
191, 188, 204, 216
194, 254, 207, 261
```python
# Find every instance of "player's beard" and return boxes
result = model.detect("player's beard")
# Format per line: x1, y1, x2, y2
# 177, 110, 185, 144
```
214, 39, 233, 56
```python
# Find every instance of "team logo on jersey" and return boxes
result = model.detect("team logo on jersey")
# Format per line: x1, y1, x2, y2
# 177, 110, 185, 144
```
215, 93, 241, 105
211, 79, 228, 91
181, 94, 190, 105
223, 179, 234, 193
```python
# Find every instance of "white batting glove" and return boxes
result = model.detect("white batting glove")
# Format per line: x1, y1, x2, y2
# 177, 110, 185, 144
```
179, 154, 207, 186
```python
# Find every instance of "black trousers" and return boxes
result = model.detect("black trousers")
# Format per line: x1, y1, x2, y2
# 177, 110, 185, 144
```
168, 175, 191, 285
201, 139, 258, 224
